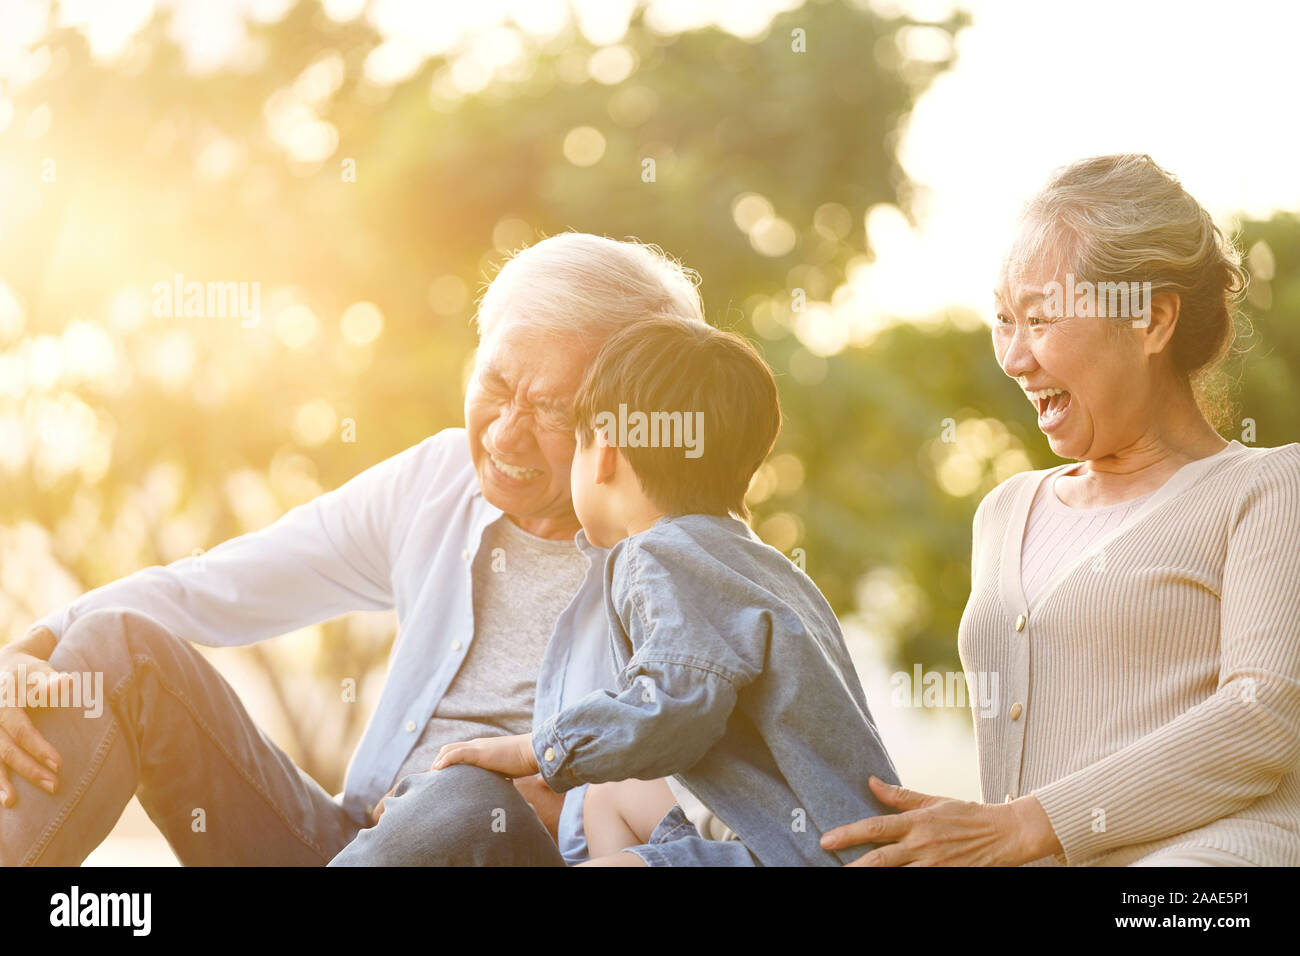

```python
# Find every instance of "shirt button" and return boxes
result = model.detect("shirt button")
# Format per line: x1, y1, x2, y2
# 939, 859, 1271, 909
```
543, 747, 555, 762
1014, 613, 1026, 632
1009, 702, 1023, 721
451, 640, 463, 651
405, 720, 417, 733
461, 549, 470, 562
1004, 793, 1013, 803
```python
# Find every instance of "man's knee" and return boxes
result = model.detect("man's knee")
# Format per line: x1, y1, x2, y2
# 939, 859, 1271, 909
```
330, 765, 564, 866
418, 763, 521, 816
51, 608, 185, 681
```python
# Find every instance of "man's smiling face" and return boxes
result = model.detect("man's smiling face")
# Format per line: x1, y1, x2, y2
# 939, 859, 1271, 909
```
464, 315, 597, 539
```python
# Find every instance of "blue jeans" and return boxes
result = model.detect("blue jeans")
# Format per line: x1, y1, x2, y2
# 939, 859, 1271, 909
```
626, 805, 761, 867
0, 609, 561, 866
329, 766, 564, 867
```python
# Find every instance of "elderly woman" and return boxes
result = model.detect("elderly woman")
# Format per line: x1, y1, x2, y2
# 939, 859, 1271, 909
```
823, 154, 1300, 866
0, 232, 711, 865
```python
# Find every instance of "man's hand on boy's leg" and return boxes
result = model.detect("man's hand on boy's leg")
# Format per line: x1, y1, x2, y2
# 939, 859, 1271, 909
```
433, 732, 539, 778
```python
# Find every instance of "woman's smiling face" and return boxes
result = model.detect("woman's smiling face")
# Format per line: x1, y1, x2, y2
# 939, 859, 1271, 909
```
992, 257, 1149, 463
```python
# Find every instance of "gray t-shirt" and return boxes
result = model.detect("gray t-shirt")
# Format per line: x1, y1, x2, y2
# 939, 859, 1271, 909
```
392, 515, 590, 786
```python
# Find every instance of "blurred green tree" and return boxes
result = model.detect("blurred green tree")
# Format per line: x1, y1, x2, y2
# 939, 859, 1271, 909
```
42, 0, 1288, 790
4, 1, 1296, 794
1233, 214, 1300, 446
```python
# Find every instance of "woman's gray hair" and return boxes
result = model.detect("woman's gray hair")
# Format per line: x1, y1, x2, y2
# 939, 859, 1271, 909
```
1006, 154, 1247, 399
473, 231, 706, 345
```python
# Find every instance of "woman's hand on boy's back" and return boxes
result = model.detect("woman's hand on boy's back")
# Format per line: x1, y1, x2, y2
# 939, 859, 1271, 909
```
433, 732, 540, 779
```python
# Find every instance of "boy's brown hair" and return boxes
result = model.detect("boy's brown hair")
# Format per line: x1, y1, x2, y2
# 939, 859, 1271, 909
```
573, 316, 781, 520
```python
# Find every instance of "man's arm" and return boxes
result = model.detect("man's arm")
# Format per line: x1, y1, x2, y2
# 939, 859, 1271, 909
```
4, 433, 447, 805
30, 434, 445, 648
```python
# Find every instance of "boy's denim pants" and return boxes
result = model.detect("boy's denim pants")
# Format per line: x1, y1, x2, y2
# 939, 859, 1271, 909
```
0, 608, 563, 866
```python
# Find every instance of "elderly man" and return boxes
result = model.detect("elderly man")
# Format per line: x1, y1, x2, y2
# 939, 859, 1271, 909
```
0, 232, 708, 866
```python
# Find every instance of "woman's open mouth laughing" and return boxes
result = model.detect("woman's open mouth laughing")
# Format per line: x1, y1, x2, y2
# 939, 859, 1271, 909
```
1026, 386, 1071, 433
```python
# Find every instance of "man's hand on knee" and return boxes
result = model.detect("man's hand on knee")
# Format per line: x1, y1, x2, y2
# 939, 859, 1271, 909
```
0, 630, 73, 807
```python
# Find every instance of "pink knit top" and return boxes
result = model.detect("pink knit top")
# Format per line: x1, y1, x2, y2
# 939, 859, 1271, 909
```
1020, 477, 1156, 605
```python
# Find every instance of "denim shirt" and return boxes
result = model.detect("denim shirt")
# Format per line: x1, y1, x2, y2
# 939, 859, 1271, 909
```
35, 428, 612, 863
532, 513, 901, 866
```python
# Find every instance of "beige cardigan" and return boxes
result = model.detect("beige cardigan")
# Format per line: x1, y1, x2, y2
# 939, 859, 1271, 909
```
958, 440, 1300, 865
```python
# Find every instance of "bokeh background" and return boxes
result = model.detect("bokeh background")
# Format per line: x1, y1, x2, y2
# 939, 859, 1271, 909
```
1, 0, 1297, 864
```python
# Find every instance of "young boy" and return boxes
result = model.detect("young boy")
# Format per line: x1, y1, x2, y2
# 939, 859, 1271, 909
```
434, 316, 900, 865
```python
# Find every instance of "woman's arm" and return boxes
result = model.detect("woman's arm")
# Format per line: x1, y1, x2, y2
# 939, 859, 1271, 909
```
1029, 448, 1300, 863
826, 448, 1300, 866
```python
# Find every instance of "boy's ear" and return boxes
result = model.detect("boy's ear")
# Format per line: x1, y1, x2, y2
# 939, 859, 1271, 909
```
594, 429, 619, 484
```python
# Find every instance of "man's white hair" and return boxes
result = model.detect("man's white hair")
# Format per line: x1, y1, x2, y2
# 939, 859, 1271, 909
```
474, 231, 706, 344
